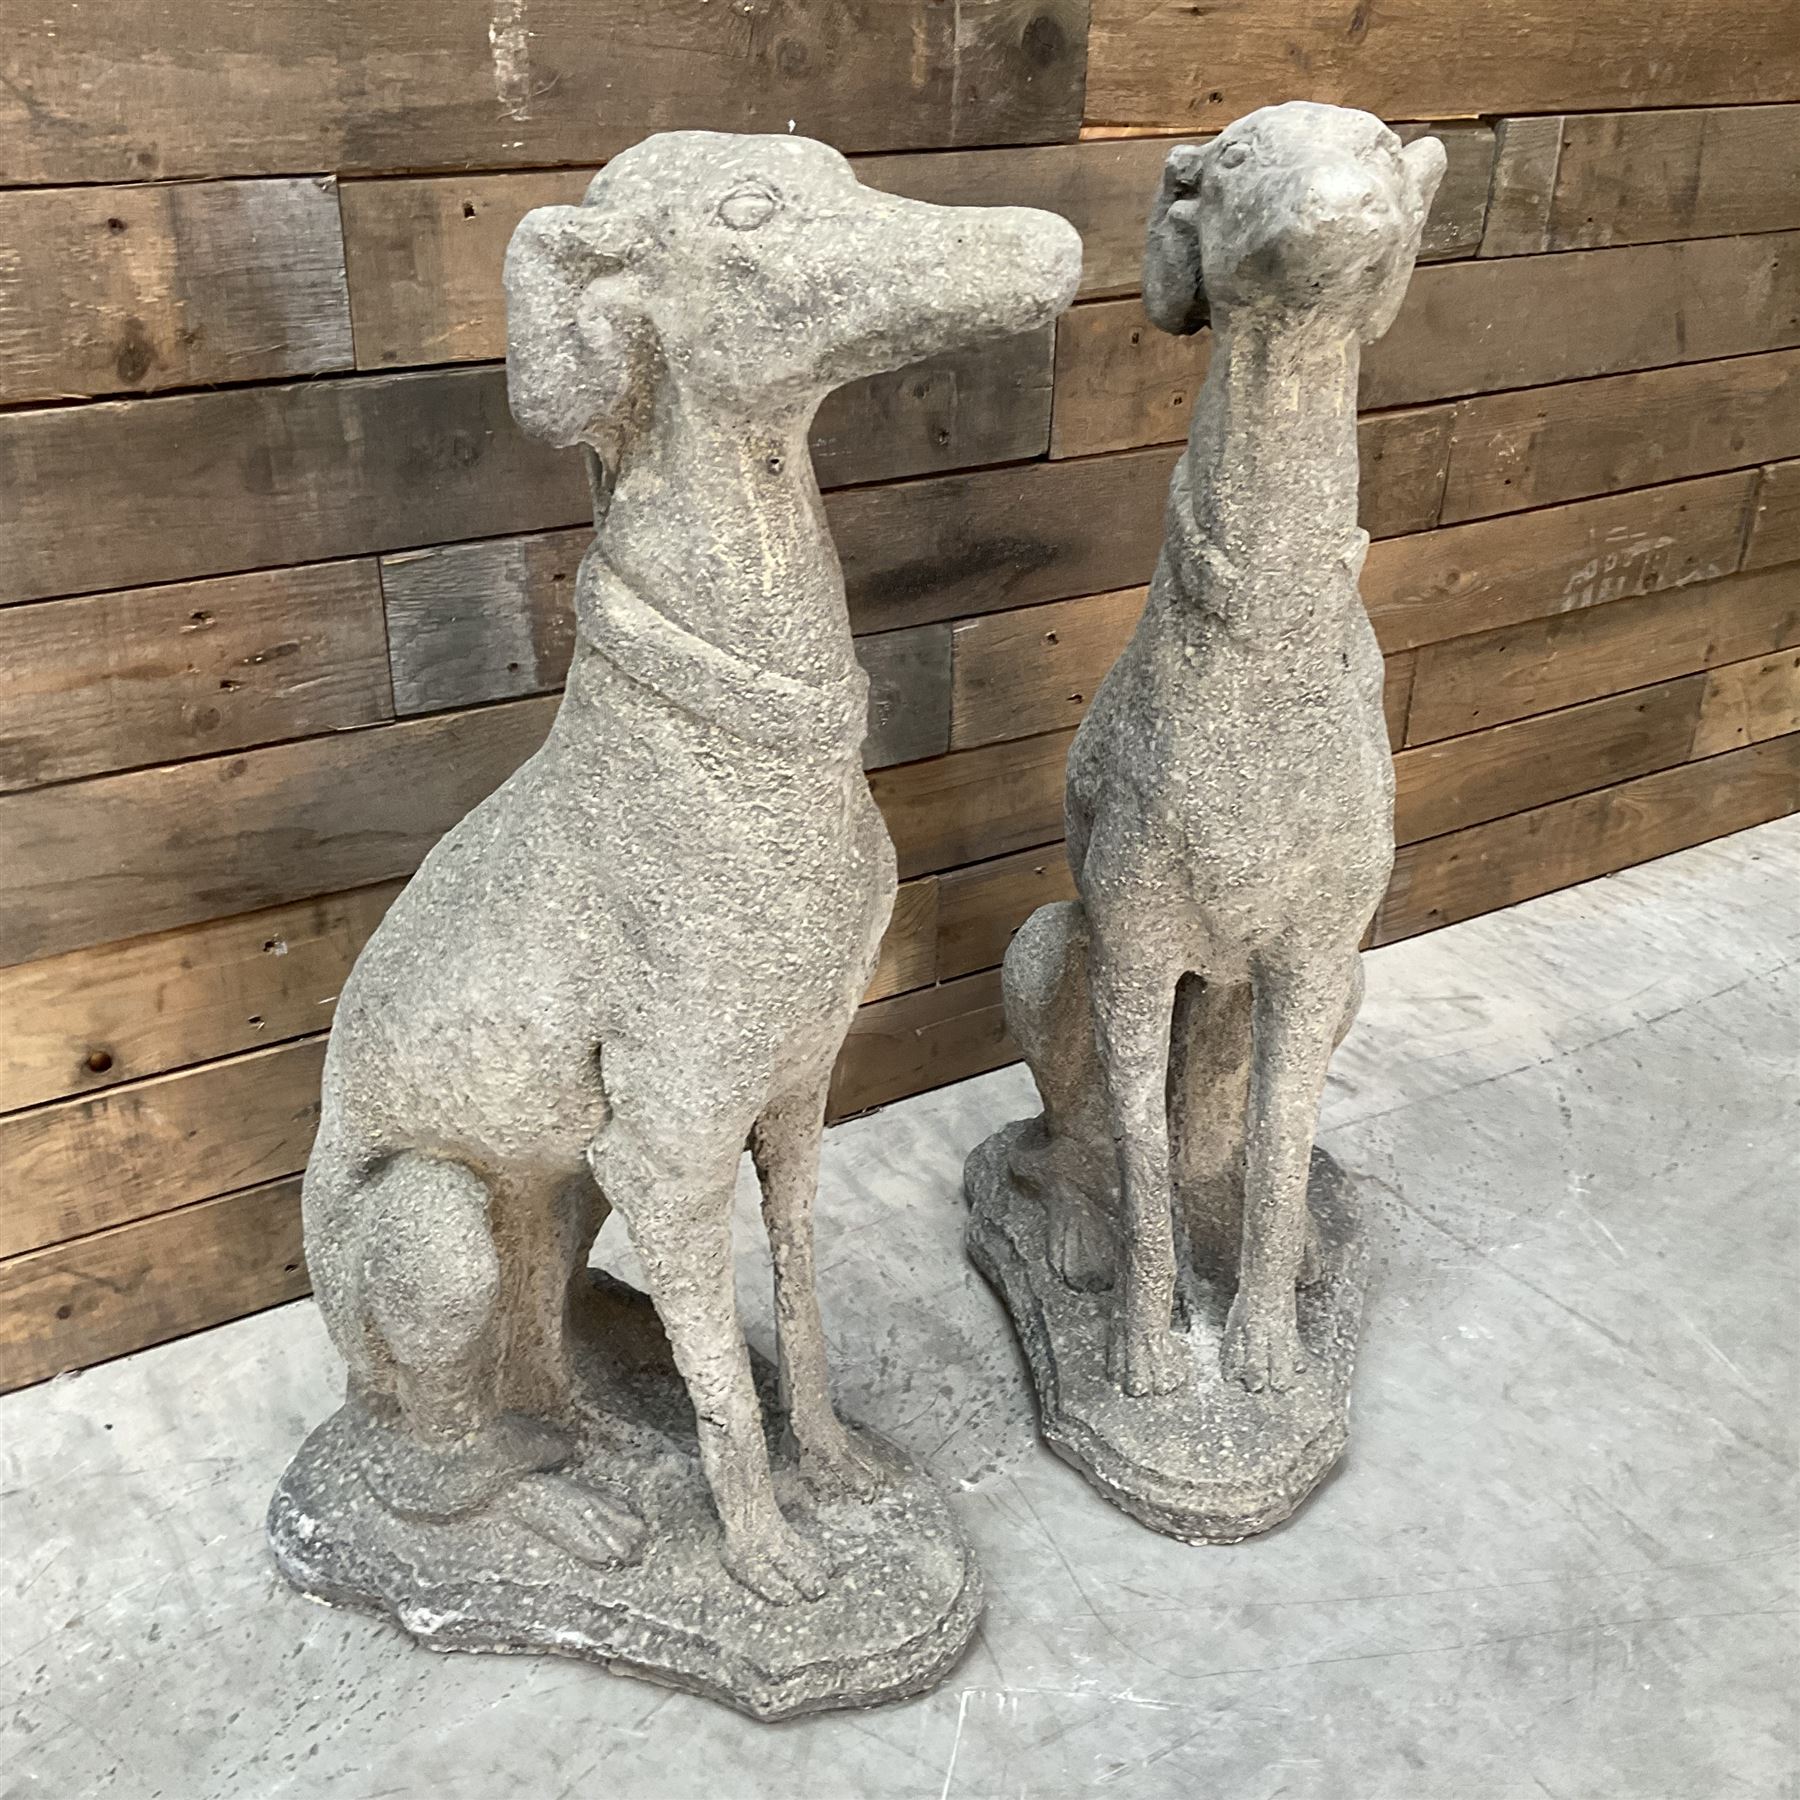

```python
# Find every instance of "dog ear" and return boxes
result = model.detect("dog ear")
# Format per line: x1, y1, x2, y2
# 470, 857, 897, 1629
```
504, 205, 659, 452
1142, 141, 1214, 337
1363, 134, 1448, 339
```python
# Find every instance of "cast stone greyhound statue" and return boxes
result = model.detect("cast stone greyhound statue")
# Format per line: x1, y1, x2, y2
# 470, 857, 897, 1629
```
966, 102, 1445, 1541
270, 130, 1080, 1716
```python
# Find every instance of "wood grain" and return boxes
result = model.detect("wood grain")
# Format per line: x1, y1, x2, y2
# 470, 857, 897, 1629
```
1692, 648, 1800, 759
1375, 734, 1800, 945
1366, 232, 1800, 410
1745, 461, 1800, 571
951, 587, 1146, 750
0, 178, 351, 404
0, 700, 556, 968
859, 626, 954, 770
827, 969, 1011, 1120
1, 0, 1087, 186
1478, 116, 1564, 259
1441, 351, 1800, 524
0, 563, 393, 793
866, 878, 940, 1003
0, 1178, 307, 1395
1365, 471, 1756, 655
0, 369, 584, 607
872, 729, 1073, 881
935, 844, 1077, 982
1486, 106, 1800, 255
834, 447, 1181, 635
1085, 0, 1800, 130
0, 1038, 325, 1260
0, 885, 398, 1116
1405, 563, 1800, 743
1, 337, 1054, 608
1392, 674, 1709, 845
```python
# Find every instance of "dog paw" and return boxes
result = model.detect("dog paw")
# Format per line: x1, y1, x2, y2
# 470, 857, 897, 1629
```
505, 1470, 646, 1569
1220, 1298, 1303, 1394
793, 1421, 885, 1504
1049, 1200, 1117, 1293
1106, 1313, 1188, 1398
723, 1515, 833, 1606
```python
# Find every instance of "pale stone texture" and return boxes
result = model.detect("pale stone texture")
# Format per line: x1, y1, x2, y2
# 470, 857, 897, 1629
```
967, 104, 1447, 1540
268, 131, 1080, 1717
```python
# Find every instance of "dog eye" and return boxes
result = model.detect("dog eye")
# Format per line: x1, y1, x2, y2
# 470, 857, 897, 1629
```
1216, 142, 1251, 171
717, 188, 778, 232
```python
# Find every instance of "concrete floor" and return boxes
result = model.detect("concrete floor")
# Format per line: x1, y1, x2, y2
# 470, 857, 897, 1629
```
3, 820, 1796, 1800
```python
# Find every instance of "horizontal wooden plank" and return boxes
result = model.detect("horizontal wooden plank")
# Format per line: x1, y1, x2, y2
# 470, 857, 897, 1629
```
1393, 674, 1708, 845
0, 369, 581, 608
835, 446, 1180, 635
1, 330, 1052, 608
1440, 351, 1800, 524
1478, 116, 1563, 260
828, 969, 1011, 1120
859, 626, 953, 771
1486, 106, 1800, 257
1365, 471, 1756, 656
1085, 0, 1800, 129
1369, 232, 1800, 410
867, 877, 940, 1004
0, 700, 557, 968
935, 844, 1077, 984
1746, 461, 1800, 571
870, 729, 1072, 880
0, 1178, 307, 1395
0, 178, 351, 404
0, 885, 398, 1116
1406, 563, 1800, 743
1, 0, 1086, 186
951, 586, 1145, 750
1375, 734, 1800, 945
0, 1038, 324, 1260
342, 169, 590, 368
1691, 648, 1800, 760
0, 562, 393, 794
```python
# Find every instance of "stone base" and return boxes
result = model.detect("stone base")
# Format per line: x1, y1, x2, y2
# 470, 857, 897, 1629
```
965, 1121, 1368, 1543
268, 1273, 981, 1721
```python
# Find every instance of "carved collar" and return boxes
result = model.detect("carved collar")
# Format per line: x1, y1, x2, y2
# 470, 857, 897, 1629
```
578, 567, 869, 764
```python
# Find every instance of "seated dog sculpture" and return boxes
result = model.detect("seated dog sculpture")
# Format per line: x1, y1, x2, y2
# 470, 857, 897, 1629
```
967, 103, 1444, 1541
271, 131, 1080, 1716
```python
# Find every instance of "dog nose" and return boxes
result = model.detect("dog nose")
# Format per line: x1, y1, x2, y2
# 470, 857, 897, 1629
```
1304, 164, 1392, 230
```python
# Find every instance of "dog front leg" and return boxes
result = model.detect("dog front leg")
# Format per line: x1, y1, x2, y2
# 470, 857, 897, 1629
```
751, 1083, 883, 1502
590, 1113, 830, 1606
1223, 952, 1348, 1393
1090, 936, 1187, 1398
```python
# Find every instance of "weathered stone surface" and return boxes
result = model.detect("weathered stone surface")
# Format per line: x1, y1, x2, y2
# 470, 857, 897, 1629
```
270, 130, 1080, 1714
966, 104, 1444, 1539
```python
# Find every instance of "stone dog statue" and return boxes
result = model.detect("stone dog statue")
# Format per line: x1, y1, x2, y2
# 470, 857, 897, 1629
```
270, 131, 1080, 1716
966, 103, 1444, 1542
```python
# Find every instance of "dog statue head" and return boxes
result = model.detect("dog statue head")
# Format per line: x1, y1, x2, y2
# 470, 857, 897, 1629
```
1143, 102, 1445, 343
505, 131, 1082, 459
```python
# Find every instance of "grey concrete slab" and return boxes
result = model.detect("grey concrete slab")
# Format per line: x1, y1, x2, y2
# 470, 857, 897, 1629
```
3, 820, 1796, 1800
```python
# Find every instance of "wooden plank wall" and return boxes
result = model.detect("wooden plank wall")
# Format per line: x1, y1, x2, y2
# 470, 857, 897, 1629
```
3, 7, 1798, 1389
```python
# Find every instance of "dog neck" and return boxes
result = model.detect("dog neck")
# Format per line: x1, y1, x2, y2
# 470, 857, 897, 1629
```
1165, 310, 1367, 649
581, 379, 864, 708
